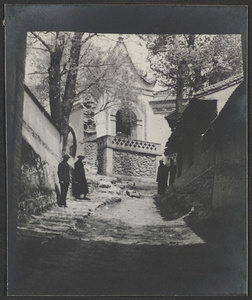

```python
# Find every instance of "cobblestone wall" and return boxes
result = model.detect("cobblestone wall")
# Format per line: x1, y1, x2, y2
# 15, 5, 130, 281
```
113, 150, 156, 178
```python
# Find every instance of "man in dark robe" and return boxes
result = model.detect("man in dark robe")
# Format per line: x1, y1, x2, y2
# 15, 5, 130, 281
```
74, 155, 89, 200
58, 154, 70, 207
156, 159, 169, 195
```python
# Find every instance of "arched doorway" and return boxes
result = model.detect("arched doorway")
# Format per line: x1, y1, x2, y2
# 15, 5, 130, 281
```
66, 128, 77, 157
116, 108, 137, 139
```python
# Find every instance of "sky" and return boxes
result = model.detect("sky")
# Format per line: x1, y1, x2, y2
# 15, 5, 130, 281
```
25, 32, 165, 93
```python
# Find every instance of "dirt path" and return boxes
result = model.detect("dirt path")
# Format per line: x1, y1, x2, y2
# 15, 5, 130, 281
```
76, 192, 204, 246
18, 188, 204, 246
13, 187, 246, 296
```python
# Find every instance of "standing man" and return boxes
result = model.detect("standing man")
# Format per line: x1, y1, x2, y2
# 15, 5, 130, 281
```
156, 159, 169, 195
74, 155, 89, 200
58, 154, 70, 207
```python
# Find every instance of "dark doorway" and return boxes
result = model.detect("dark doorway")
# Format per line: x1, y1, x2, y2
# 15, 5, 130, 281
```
116, 108, 137, 139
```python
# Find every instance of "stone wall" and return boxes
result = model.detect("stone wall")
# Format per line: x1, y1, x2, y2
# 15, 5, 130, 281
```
176, 166, 215, 210
84, 139, 98, 174
96, 135, 161, 178
97, 149, 105, 175
19, 138, 59, 222
113, 150, 157, 178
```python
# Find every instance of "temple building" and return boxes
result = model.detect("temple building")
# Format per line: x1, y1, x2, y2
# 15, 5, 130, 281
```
69, 38, 170, 180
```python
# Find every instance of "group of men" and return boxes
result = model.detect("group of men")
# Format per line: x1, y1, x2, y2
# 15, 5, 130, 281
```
57, 154, 175, 207
156, 159, 176, 195
57, 154, 89, 207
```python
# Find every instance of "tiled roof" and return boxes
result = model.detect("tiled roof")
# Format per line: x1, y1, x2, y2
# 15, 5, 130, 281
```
114, 38, 156, 87
153, 73, 244, 101
194, 73, 243, 98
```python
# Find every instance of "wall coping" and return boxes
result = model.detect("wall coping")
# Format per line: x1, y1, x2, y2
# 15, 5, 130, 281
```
24, 85, 63, 134
97, 135, 162, 156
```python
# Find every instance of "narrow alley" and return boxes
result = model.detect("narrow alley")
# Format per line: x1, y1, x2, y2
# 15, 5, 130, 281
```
15, 183, 244, 296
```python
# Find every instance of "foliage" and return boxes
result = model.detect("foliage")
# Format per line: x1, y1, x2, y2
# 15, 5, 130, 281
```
146, 34, 243, 100
25, 32, 144, 152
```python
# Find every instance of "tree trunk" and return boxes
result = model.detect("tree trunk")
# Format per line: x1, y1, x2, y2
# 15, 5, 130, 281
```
61, 121, 71, 154
48, 34, 64, 126
188, 34, 202, 93
176, 59, 185, 119
194, 65, 202, 92
61, 32, 84, 152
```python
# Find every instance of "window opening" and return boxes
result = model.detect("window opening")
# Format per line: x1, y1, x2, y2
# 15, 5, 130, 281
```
116, 108, 137, 139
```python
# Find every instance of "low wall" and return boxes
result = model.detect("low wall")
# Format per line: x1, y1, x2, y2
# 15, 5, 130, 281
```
97, 135, 161, 179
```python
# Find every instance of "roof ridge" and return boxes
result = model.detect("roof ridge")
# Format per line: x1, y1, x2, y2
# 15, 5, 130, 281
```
114, 37, 156, 86
195, 73, 243, 97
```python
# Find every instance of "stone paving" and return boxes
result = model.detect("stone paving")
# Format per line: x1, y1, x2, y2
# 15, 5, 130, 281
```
17, 184, 122, 240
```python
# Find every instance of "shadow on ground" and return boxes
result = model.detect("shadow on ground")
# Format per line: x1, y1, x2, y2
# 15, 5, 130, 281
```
12, 233, 246, 296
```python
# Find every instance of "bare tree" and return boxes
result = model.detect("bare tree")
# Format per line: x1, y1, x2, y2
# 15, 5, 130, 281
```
26, 33, 143, 152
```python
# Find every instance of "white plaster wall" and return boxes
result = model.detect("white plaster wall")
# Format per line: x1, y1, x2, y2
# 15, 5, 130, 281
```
69, 107, 84, 155
23, 91, 62, 162
138, 92, 171, 151
201, 83, 240, 114
95, 110, 108, 138
147, 113, 171, 151
22, 90, 63, 190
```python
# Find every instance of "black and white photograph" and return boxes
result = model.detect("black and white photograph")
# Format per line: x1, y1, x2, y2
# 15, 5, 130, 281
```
5, 4, 247, 296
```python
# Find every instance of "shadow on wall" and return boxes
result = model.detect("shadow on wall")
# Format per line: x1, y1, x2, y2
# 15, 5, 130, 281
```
18, 138, 58, 221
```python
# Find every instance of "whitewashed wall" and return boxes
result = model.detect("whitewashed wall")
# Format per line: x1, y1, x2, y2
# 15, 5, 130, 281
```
200, 83, 240, 113
22, 88, 63, 190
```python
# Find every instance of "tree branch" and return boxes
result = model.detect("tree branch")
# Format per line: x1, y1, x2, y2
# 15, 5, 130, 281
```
27, 46, 50, 52
31, 32, 52, 53
80, 63, 115, 68
26, 71, 49, 75
75, 82, 96, 97
82, 33, 97, 44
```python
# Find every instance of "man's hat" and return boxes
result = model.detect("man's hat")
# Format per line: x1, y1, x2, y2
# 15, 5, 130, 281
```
63, 154, 70, 159
77, 154, 85, 159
